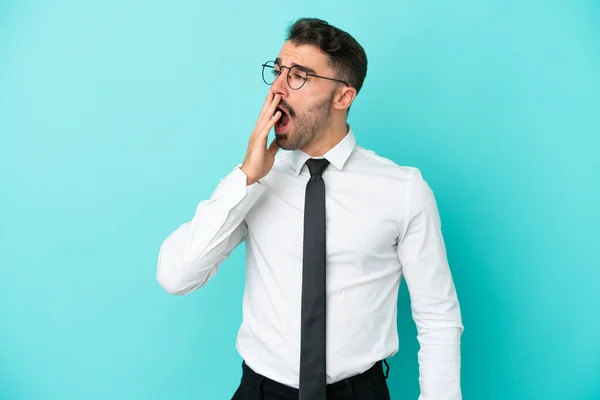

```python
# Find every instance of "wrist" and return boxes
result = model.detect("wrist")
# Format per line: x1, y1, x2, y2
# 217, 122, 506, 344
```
240, 165, 257, 186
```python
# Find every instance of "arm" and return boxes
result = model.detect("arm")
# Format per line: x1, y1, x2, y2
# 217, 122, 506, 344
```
397, 170, 464, 400
157, 91, 282, 295
156, 165, 265, 295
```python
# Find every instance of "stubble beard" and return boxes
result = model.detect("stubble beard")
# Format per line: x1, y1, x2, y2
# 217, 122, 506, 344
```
275, 93, 334, 151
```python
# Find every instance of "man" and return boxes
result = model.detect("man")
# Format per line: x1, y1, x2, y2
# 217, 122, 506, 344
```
157, 17, 464, 400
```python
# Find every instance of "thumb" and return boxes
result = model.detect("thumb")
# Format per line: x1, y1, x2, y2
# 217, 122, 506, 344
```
268, 138, 280, 157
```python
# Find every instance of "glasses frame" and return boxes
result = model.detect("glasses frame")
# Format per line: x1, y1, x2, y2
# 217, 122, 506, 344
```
261, 60, 350, 90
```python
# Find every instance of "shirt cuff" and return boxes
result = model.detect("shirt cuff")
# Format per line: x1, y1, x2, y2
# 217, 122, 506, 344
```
210, 164, 266, 214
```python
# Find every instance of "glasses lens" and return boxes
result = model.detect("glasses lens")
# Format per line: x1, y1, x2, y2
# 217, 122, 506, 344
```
262, 61, 278, 85
288, 66, 307, 89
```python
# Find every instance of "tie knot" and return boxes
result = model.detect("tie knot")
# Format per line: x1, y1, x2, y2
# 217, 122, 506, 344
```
305, 158, 330, 177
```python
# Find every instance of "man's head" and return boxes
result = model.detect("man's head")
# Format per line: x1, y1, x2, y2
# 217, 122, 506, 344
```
265, 18, 367, 151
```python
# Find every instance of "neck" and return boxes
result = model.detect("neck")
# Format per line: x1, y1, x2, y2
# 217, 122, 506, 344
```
301, 118, 349, 157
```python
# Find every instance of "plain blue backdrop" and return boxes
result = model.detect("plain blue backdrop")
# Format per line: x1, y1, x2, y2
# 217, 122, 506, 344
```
1, 1, 599, 399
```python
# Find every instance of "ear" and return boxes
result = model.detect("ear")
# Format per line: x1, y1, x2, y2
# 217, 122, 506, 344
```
332, 85, 357, 112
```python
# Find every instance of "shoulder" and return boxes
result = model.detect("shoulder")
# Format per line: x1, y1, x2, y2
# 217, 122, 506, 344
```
351, 144, 425, 183
350, 145, 437, 207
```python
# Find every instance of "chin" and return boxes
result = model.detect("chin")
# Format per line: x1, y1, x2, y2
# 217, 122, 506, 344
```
275, 134, 294, 150
276, 134, 304, 151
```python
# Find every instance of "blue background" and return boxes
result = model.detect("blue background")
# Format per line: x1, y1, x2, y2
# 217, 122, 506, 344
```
1, 1, 599, 399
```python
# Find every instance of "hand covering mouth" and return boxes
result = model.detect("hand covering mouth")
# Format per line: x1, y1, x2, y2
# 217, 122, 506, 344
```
275, 107, 290, 127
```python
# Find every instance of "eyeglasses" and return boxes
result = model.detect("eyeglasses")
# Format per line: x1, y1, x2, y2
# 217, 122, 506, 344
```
261, 60, 350, 90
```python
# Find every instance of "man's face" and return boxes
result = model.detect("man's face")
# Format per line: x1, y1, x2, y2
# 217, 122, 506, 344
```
269, 41, 338, 151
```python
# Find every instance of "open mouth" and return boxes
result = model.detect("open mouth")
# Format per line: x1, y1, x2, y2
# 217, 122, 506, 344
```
274, 107, 291, 133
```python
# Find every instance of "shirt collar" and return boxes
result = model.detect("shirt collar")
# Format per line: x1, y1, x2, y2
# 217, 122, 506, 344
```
290, 125, 356, 176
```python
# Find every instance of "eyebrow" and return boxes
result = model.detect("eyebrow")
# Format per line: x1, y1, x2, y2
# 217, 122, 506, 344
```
274, 57, 317, 75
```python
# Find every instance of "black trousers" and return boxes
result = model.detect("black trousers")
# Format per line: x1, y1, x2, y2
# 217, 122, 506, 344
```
231, 360, 391, 400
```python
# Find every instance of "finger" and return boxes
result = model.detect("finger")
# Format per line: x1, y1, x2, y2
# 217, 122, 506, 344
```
258, 91, 275, 121
256, 111, 282, 140
258, 93, 281, 125
257, 110, 281, 137
258, 90, 281, 120
252, 92, 274, 131
258, 96, 282, 132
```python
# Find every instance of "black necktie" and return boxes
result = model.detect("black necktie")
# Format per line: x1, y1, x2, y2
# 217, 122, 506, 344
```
299, 158, 330, 400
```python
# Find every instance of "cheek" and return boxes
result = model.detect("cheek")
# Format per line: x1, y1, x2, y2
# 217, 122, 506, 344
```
286, 98, 302, 117
291, 96, 315, 116
288, 88, 317, 110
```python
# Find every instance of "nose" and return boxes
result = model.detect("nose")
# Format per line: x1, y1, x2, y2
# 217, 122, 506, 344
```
270, 68, 289, 98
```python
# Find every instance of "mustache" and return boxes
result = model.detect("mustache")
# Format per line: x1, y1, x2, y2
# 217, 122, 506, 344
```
277, 99, 296, 118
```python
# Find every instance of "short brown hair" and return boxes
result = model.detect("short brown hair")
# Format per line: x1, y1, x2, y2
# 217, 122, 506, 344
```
286, 18, 368, 94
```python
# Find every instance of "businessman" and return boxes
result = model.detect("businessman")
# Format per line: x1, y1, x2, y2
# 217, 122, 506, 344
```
157, 17, 464, 400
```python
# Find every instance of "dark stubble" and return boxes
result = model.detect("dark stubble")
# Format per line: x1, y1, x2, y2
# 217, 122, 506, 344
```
275, 91, 335, 151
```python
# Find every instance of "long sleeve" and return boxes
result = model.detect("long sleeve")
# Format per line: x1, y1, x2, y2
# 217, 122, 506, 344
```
397, 170, 464, 400
156, 165, 266, 295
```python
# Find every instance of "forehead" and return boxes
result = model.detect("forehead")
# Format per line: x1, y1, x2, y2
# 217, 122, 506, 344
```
275, 41, 330, 72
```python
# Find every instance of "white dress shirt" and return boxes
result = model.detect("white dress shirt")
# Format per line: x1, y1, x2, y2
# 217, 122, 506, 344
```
157, 127, 464, 399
